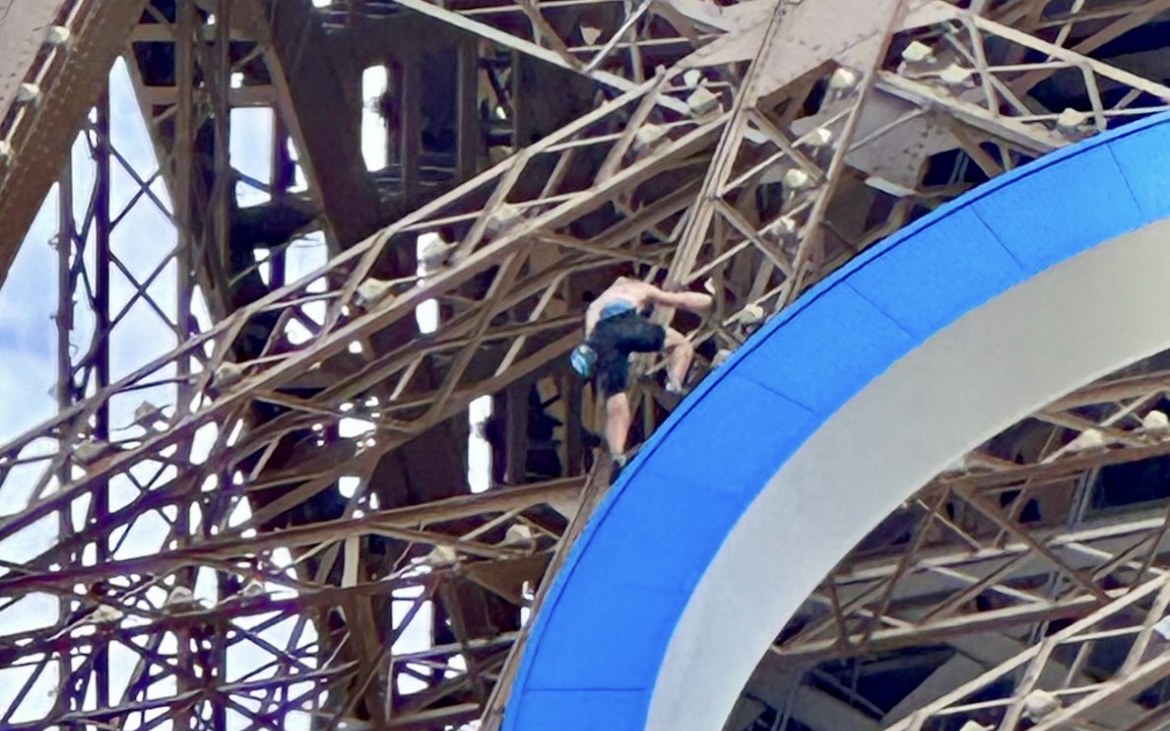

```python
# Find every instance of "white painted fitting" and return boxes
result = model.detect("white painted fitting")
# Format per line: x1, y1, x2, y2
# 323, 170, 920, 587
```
806, 127, 833, 147
783, 168, 811, 189
1023, 690, 1061, 721
355, 278, 394, 307
634, 123, 669, 151
45, 25, 72, 46
939, 63, 972, 86
16, 83, 41, 103
686, 86, 721, 116
828, 67, 858, 91
1143, 409, 1170, 433
1057, 107, 1089, 131
1067, 427, 1105, 452
214, 361, 245, 389
901, 40, 935, 63
486, 202, 522, 233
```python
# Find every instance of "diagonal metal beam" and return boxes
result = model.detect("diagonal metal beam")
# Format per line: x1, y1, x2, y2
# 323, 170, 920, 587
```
0, 0, 146, 289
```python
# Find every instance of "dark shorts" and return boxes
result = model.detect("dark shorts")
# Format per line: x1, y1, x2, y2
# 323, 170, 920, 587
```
591, 310, 666, 397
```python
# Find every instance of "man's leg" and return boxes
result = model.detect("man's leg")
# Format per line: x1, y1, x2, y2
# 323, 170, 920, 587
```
604, 391, 631, 461
663, 326, 694, 393
597, 339, 633, 465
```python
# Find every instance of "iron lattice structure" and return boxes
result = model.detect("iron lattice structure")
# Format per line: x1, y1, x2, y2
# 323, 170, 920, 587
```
4, 0, 1170, 729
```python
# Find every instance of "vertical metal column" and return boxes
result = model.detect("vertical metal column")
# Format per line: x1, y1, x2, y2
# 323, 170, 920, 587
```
510, 51, 529, 148
52, 84, 116, 727
211, 0, 232, 280
209, 7, 233, 727
505, 383, 529, 485
456, 39, 480, 181
400, 51, 421, 201
174, 0, 195, 423
53, 129, 77, 731
91, 86, 113, 717
270, 116, 293, 289
561, 369, 584, 476
173, 6, 199, 729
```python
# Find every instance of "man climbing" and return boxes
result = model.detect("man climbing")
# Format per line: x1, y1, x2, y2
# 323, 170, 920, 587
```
570, 276, 713, 472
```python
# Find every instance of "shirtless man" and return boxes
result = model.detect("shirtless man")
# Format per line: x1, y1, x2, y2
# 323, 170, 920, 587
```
570, 276, 713, 469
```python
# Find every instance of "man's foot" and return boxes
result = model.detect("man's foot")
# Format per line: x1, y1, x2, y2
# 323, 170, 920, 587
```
610, 453, 627, 485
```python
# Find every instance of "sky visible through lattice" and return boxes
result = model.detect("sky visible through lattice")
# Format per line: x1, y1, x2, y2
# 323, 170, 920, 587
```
0, 51, 493, 731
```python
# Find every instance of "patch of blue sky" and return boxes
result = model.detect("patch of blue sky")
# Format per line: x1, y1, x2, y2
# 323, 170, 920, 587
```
0, 187, 59, 443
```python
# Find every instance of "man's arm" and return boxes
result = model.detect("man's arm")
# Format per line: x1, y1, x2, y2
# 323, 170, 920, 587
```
643, 283, 713, 315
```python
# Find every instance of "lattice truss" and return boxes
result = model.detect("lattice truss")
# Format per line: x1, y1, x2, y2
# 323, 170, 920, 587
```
736, 360, 1170, 730
2, 0, 1170, 729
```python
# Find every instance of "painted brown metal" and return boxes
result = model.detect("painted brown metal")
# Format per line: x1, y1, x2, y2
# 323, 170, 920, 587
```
0, 0, 145, 290
4, 0, 1170, 729
0, 0, 70, 126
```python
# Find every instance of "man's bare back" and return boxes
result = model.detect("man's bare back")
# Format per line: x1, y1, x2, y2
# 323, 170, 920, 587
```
595, 276, 654, 308
585, 277, 654, 333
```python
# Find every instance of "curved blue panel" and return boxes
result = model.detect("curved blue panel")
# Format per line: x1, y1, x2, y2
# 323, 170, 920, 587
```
504, 112, 1170, 731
